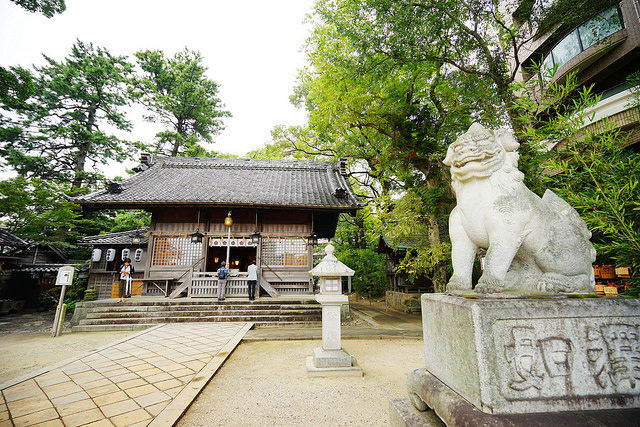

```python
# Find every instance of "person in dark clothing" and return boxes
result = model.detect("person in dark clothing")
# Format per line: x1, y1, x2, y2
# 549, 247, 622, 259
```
217, 261, 229, 301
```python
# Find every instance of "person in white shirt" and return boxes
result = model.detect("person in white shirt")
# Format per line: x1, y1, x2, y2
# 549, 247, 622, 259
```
118, 258, 134, 303
247, 262, 258, 301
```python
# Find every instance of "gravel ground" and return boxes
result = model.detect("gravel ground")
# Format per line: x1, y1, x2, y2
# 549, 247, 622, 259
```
0, 312, 133, 384
0, 308, 426, 425
178, 338, 425, 426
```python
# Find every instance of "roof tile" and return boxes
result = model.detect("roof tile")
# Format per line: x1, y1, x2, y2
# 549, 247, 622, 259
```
72, 157, 364, 211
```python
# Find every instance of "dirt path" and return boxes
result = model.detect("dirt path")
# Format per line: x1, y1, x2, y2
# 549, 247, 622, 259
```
0, 308, 427, 425
178, 338, 425, 426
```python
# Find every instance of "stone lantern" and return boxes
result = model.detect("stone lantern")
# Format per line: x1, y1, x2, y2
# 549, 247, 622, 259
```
306, 243, 362, 376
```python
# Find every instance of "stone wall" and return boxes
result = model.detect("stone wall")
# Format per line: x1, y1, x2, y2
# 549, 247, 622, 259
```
386, 291, 421, 313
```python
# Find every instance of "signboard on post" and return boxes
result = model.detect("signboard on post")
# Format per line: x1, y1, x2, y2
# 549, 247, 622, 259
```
56, 266, 74, 286
52, 265, 75, 337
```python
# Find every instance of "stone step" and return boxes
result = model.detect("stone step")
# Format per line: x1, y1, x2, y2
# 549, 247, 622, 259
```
71, 323, 159, 332
79, 314, 321, 325
77, 317, 321, 327
84, 309, 321, 320
71, 298, 324, 330
85, 304, 321, 313
78, 299, 315, 308
71, 320, 320, 333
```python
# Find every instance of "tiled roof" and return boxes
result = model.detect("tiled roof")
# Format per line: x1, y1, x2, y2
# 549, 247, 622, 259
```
71, 157, 364, 211
0, 230, 28, 247
17, 263, 90, 273
79, 228, 150, 246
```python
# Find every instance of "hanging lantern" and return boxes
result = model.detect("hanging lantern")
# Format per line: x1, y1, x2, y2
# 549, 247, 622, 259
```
307, 234, 318, 246
189, 230, 204, 243
251, 232, 261, 245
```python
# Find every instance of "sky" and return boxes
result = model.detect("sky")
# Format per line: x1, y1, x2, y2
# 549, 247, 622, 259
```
0, 0, 316, 177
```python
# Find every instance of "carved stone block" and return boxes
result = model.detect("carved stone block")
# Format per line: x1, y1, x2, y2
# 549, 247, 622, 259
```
419, 293, 640, 414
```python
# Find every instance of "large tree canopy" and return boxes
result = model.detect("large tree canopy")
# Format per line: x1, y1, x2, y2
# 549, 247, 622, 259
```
308, 0, 534, 130
131, 49, 231, 157
0, 40, 136, 190
285, 0, 509, 290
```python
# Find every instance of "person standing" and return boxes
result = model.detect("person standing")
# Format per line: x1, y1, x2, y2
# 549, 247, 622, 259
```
118, 257, 134, 303
247, 261, 258, 301
217, 261, 229, 301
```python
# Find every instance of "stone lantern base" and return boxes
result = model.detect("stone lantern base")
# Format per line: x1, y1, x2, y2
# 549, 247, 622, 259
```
305, 348, 363, 377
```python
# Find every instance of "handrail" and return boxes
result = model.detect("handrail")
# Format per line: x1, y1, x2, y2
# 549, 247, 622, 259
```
177, 256, 205, 282
260, 261, 283, 281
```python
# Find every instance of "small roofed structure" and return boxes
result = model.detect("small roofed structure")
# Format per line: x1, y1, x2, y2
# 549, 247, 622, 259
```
0, 230, 28, 270
78, 228, 149, 299
376, 234, 434, 313
71, 155, 363, 299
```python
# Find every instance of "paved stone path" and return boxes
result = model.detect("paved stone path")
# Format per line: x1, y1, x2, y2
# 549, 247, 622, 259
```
0, 322, 252, 427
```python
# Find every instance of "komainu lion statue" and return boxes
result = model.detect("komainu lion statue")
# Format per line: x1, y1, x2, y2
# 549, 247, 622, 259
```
443, 123, 596, 294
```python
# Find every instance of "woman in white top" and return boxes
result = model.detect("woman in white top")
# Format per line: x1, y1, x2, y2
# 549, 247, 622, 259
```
118, 258, 134, 303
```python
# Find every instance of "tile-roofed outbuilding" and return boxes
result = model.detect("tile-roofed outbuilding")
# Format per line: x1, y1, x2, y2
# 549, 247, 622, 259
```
78, 228, 150, 247
0, 229, 28, 248
70, 156, 364, 211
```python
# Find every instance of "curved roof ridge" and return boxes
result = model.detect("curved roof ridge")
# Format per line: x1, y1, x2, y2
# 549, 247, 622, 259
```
72, 156, 364, 211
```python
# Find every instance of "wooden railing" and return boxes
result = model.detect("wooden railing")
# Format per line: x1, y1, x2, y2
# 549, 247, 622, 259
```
189, 272, 250, 297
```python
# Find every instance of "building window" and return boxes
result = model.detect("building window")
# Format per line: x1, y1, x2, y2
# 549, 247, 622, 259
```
542, 5, 624, 76
578, 6, 623, 50
151, 237, 202, 266
262, 238, 308, 266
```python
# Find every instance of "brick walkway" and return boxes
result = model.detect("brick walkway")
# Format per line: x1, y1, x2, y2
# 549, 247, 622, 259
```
0, 322, 252, 427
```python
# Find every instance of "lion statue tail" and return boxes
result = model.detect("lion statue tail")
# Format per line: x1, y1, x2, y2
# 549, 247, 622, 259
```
542, 189, 596, 261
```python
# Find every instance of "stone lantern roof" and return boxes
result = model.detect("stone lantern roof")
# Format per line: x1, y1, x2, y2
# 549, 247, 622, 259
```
309, 244, 354, 277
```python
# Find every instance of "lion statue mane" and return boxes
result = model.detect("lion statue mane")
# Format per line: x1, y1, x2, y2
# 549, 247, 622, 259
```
443, 123, 595, 294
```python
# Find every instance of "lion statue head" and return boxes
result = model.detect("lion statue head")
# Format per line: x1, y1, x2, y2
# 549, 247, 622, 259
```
443, 123, 524, 185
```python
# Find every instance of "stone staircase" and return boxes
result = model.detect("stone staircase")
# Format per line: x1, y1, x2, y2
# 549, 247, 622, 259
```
71, 299, 322, 332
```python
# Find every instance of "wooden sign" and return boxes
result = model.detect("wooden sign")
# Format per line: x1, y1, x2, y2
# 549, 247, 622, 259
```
56, 266, 75, 286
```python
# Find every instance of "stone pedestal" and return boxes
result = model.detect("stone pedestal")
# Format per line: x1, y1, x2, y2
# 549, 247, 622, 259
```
306, 244, 362, 377
306, 293, 363, 377
392, 370, 640, 426
318, 295, 347, 349
411, 294, 640, 416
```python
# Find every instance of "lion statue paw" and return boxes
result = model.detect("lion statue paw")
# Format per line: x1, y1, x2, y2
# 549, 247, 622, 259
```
446, 276, 472, 292
537, 272, 592, 293
475, 275, 506, 293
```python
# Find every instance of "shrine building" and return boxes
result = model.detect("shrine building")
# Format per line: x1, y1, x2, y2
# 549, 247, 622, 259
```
72, 155, 363, 300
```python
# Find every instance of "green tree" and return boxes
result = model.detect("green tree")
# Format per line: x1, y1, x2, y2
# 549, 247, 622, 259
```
1, 0, 65, 137
335, 247, 387, 298
131, 49, 231, 157
108, 210, 151, 233
0, 66, 33, 107
546, 126, 640, 297
375, 190, 451, 286
291, 0, 508, 291
512, 68, 640, 296
247, 125, 330, 160
308, 0, 532, 130
9, 0, 65, 17
0, 40, 137, 190
0, 177, 88, 247
0, 66, 34, 154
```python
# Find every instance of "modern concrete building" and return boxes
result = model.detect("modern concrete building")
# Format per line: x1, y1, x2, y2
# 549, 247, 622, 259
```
500, 0, 639, 146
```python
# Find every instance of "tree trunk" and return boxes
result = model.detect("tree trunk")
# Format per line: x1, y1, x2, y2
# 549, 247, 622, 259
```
426, 210, 448, 293
72, 102, 98, 190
